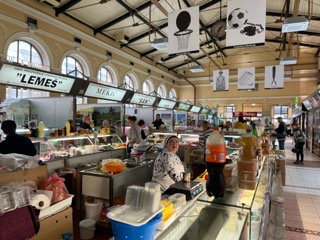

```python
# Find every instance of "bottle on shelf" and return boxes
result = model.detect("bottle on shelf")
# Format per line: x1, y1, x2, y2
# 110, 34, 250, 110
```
205, 126, 227, 198
38, 121, 45, 138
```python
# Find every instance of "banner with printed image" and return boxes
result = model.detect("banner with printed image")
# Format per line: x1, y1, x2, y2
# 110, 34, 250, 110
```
213, 69, 229, 91
238, 67, 255, 90
264, 65, 284, 89
226, 0, 266, 47
168, 6, 199, 55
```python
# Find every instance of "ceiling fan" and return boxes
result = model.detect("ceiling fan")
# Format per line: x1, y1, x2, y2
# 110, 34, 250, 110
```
66, 0, 110, 12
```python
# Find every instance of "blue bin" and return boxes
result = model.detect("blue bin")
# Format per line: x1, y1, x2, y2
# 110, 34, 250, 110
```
109, 213, 162, 240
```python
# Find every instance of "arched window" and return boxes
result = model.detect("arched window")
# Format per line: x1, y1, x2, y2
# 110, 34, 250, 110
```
157, 85, 166, 98
6, 40, 49, 98
169, 89, 177, 100
124, 74, 137, 91
142, 80, 154, 95
61, 56, 86, 104
98, 67, 114, 84
62, 56, 84, 78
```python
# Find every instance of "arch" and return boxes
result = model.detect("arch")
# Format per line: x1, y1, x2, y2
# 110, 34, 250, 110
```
157, 83, 167, 98
3, 32, 53, 69
123, 71, 139, 91
60, 50, 91, 77
97, 62, 119, 86
169, 88, 177, 100
142, 78, 155, 95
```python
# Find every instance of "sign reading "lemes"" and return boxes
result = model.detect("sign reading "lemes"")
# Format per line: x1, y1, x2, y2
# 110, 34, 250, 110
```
0, 63, 75, 93
85, 82, 126, 101
130, 93, 156, 106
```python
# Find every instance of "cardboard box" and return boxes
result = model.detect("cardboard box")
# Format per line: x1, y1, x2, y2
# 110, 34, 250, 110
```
31, 207, 73, 240
0, 165, 48, 187
237, 160, 258, 172
0, 165, 74, 237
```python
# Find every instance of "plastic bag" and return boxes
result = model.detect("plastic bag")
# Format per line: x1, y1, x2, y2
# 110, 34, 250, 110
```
39, 173, 69, 204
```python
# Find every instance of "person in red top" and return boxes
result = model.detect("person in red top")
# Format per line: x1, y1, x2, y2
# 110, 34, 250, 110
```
0, 120, 37, 156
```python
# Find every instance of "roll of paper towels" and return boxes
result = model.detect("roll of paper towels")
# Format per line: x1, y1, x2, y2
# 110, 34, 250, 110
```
31, 194, 51, 210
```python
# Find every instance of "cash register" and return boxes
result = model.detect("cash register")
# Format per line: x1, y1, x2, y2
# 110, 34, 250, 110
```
163, 180, 204, 200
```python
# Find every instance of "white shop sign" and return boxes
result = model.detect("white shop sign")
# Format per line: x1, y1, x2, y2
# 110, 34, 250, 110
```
0, 63, 74, 93
157, 99, 176, 109
130, 93, 156, 106
84, 82, 126, 101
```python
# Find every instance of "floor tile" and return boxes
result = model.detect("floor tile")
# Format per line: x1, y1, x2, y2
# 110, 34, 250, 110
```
285, 230, 306, 240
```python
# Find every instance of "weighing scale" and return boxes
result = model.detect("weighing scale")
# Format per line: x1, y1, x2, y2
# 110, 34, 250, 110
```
163, 180, 204, 200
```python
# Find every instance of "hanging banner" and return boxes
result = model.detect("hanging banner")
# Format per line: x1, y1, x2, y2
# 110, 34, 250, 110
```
168, 6, 199, 56
213, 69, 229, 91
238, 67, 255, 90
226, 0, 266, 47
264, 65, 284, 89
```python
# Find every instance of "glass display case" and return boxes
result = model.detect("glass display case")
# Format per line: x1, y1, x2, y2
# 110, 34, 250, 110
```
155, 157, 272, 240
38, 134, 124, 158
156, 201, 249, 240
196, 156, 271, 239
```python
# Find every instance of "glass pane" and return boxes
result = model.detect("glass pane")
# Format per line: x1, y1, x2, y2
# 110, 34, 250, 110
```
274, 106, 281, 114
99, 68, 107, 82
18, 41, 31, 63
7, 41, 18, 62
143, 82, 151, 94
157, 86, 164, 97
31, 46, 42, 64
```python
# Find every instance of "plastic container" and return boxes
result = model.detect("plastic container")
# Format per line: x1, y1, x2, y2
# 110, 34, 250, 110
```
109, 213, 162, 240
85, 199, 103, 222
79, 219, 96, 240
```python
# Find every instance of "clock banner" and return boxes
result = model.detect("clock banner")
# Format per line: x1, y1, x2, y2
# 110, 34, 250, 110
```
226, 0, 266, 47
264, 65, 284, 89
238, 67, 255, 90
168, 6, 200, 56
213, 69, 229, 91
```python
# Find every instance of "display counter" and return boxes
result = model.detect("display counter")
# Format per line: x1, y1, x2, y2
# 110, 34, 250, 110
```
154, 156, 273, 240
33, 134, 126, 174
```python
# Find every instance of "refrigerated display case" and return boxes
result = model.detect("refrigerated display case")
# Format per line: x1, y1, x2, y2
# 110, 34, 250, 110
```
36, 134, 126, 173
156, 156, 274, 240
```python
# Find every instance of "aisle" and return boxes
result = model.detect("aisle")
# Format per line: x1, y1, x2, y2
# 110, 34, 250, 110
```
283, 146, 320, 240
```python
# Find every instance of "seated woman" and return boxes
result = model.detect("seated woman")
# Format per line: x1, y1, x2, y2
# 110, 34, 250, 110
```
152, 135, 185, 192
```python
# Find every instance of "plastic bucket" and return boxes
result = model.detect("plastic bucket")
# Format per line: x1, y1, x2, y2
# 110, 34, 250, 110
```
85, 200, 103, 222
79, 219, 96, 240
109, 213, 162, 240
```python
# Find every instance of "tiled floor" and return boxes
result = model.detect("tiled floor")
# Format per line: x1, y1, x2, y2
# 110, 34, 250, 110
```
283, 143, 320, 240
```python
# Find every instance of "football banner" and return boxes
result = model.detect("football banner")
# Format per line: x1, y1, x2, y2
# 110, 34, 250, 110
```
213, 69, 229, 91
238, 67, 255, 90
226, 0, 266, 47
264, 65, 284, 89
168, 6, 200, 56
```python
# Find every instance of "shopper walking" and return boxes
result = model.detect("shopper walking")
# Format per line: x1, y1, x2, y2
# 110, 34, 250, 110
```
290, 119, 306, 164
275, 117, 287, 151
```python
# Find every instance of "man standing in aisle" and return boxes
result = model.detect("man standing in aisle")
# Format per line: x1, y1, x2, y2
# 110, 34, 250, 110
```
275, 117, 287, 151
152, 114, 164, 130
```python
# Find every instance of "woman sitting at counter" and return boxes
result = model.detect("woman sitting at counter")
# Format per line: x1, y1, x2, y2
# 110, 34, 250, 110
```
152, 135, 185, 192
